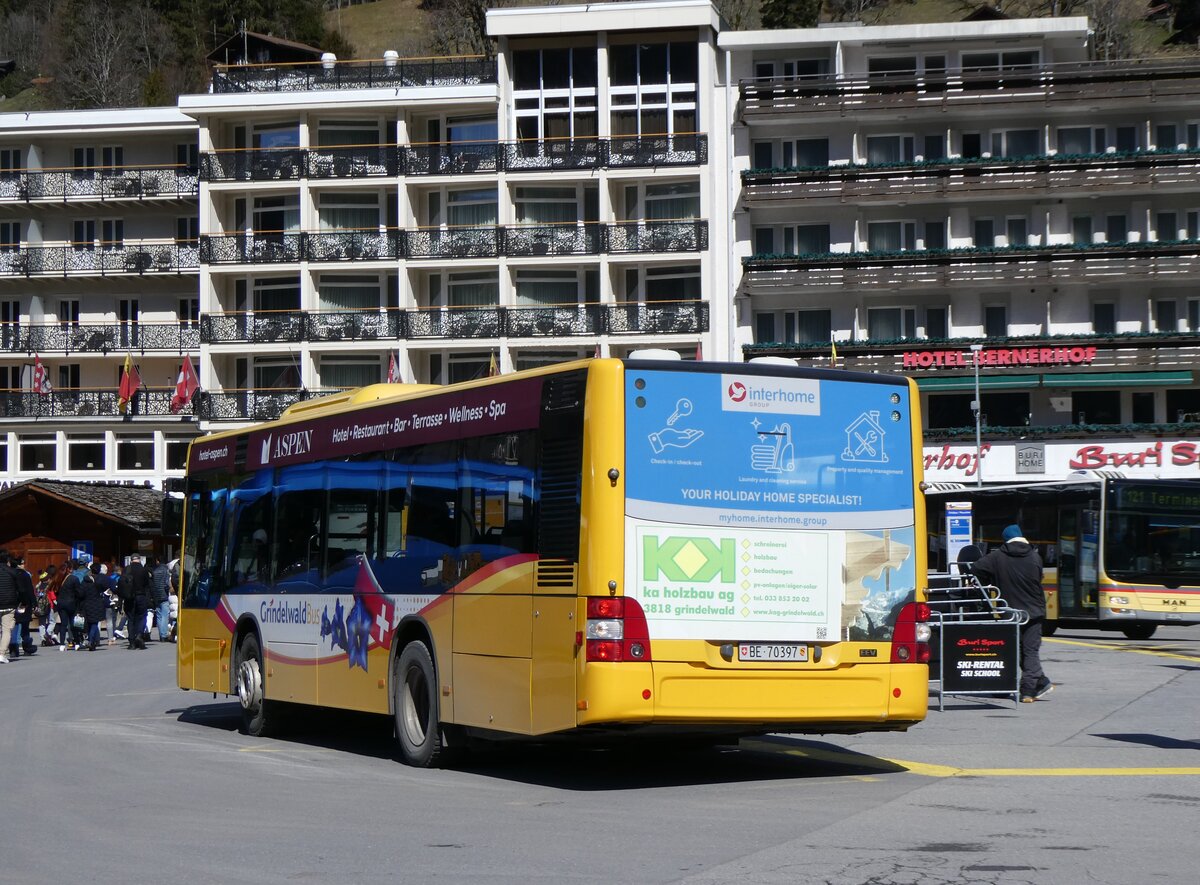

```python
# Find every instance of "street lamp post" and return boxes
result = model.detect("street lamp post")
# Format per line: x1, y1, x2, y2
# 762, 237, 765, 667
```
970, 343, 983, 488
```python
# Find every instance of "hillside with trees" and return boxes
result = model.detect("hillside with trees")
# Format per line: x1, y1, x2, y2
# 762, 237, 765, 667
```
2, 0, 1198, 110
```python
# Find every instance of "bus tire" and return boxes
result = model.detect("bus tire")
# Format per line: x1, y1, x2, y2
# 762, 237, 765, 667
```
1041, 620, 1058, 637
236, 634, 277, 738
1122, 624, 1156, 640
394, 640, 443, 768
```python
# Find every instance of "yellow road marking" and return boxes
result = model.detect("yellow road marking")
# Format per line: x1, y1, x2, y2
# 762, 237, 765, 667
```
1046, 637, 1200, 662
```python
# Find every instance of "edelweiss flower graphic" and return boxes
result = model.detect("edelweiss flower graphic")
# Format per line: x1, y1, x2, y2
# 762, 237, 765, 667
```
346, 597, 372, 671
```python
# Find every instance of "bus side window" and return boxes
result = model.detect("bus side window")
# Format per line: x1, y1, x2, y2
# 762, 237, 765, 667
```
274, 464, 325, 590
324, 462, 380, 587
227, 472, 274, 592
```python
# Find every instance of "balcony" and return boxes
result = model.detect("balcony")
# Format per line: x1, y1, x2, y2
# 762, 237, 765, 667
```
739, 58, 1200, 120
210, 55, 496, 93
0, 166, 200, 203
0, 243, 199, 277
504, 223, 603, 257
199, 233, 303, 265
741, 148, 1200, 206
195, 388, 313, 422
742, 239, 1200, 292
0, 387, 186, 419
200, 222, 708, 265
200, 300, 709, 345
1, 322, 200, 354
198, 135, 708, 182
607, 220, 708, 254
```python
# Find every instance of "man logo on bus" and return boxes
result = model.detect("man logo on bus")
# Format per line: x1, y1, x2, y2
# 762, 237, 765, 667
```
727, 381, 748, 403
643, 536, 735, 583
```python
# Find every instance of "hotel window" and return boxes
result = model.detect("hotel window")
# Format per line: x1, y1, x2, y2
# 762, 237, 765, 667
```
756, 224, 830, 256
791, 309, 832, 344
0, 147, 22, 177
867, 307, 915, 340
320, 356, 382, 390
623, 181, 699, 221
1132, 392, 1155, 424
751, 138, 828, 169
166, 437, 191, 471
116, 437, 154, 471
513, 46, 598, 141
991, 129, 1040, 157
176, 216, 199, 246
1155, 123, 1181, 151
923, 134, 946, 160
179, 298, 199, 328
428, 271, 499, 307
961, 132, 982, 159
867, 56, 916, 79
1155, 211, 1177, 241
101, 218, 123, 250
961, 50, 1039, 71
984, 304, 1008, 337
253, 276, 300, 312
752, 141, 774, 170
317, 192, 380, 231
1093, 302, 1116, 335
1105, 214, 1127, 243
0, 221, 19, 252
59, 299, 80, 327
67, 438, 105, 472
609, 41, 698, 137
1187, 210, 1200, 239
428, 187, 497, 227
1115, 126, 1139, 152
252, 195, 300, 234
515, 186, 588, 224
925, 307, 948, 339
316, 119, 381, 147
1073, 391, 1120, 425
253, 357, 301, 390
0, 440, 6, 471
865, 134, 914, 164
973, 218, 995, 248
72, 219, 96, 250
624, 265, 699, 303
318, 274, 380, 311
516, 268, 595, 306
1190, 299, 1200, 331
1005, 217, 1028, 247
924, 221, 946, 250
867, 221, 915, 252
176, 142, 199, 172
1155, 299, 1179, 332
72, 146, 96, 176
1, 300, 19, 349
19, 436, 56, 471
1057, 127, 1098, 155
436, 351, 490, 384
253, 124, 299, 149
58, 364, 80, 389
1072, 215, 1094, 245
753, 59, 827, 80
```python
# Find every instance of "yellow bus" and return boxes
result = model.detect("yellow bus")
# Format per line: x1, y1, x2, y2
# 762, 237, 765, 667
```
177, 356, 930, 766
925, 477, 1200, 639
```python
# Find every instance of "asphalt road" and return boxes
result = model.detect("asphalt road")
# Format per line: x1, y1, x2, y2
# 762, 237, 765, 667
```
2, 627, 1196, 884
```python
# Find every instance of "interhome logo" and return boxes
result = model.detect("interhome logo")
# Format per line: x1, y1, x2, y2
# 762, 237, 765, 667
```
720, 374, 820, 416
642, 535, 735, 582
259, 429, 314, 465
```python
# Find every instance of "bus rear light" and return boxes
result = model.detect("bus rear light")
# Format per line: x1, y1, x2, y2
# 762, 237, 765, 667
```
584, 596, 653, 662
890, 602, 931, 664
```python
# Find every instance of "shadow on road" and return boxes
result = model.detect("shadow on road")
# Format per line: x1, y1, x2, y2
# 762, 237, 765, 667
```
166, 700, 909, 787
1093, 732, 1200, 751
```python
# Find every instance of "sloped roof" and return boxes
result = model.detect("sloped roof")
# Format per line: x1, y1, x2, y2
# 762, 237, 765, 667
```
0, 479, 162, 529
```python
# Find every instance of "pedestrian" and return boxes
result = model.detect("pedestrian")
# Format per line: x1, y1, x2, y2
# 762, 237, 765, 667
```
8, 554, 37, 658
78, 563, 109, 652
56, 559, 87, 651
0, 548, 19, 663
36, 567, 58, 646
149, 556, 172, 643
971, 524, 1054, 703
120, 555, 152, 650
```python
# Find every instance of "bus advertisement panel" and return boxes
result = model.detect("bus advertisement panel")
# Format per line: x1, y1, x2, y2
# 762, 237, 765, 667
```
624, 367, 919, 646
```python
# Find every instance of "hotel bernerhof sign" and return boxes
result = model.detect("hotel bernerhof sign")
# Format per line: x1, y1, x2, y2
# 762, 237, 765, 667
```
922, 438, 1200, 483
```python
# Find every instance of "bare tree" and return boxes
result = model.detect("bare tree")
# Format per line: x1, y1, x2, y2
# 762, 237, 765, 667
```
0, 6, 48, 72
714, 0, 762, 30
1089, 0, 1145, 60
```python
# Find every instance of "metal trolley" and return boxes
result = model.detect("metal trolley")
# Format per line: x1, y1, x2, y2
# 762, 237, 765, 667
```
927, 571, 1027, 710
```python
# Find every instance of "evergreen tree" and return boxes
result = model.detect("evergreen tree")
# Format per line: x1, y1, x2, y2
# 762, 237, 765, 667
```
761, 0, 821, 29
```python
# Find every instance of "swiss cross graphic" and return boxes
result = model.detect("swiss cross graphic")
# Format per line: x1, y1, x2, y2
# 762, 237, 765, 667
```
352, 557, 395, 650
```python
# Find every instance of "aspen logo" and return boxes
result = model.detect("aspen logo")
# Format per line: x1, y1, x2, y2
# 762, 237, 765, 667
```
721, 374, 820, 416
260, 429, 314, 465
642, 535, 735, 583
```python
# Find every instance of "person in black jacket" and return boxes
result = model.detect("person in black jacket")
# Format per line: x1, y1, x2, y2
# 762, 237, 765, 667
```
0, 549, 19, 663
972, 524, 1053, 703
56, 560, 87, 651
121, 555, 152, 650
7, 554, 37, 658
78, 562, 110, 651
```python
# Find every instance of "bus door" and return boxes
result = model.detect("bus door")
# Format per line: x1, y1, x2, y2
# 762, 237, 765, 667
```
1056, 506, 1098, 617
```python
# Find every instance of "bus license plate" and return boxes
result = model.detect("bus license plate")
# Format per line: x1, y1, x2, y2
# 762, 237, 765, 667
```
738, 643, 807, 662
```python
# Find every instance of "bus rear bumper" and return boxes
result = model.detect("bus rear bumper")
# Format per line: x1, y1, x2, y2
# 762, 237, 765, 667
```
578, 661, 928, 733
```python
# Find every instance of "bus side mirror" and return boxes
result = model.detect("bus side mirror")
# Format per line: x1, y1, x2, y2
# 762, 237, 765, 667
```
162, 494, 183, 539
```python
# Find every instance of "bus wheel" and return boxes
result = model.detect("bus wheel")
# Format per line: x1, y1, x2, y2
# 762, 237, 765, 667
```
394, 641, 443, 768
1041, 620, 1058, 637
1122, 624, 1157, 640
236, 634, 276, 737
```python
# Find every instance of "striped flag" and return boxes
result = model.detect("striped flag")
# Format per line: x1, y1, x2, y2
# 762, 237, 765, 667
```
32, 355, 52, 395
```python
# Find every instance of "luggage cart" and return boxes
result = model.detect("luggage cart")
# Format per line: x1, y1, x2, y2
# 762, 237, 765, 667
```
927, 571, 1027, 710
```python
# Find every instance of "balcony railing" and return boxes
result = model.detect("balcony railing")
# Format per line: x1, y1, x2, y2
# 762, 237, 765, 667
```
199, 222, 708, 265
1, 322, 200, 354
504, 223, 604, 256
0, 387, 184, 419
0, 166, 199, 202
742, 239, 1200, 291
202, 301, 709, 345
607, 220, 708, 254
211, 55, 496, 93
740, 148, 1200, 204
195, 388, 311, 422
0, 242, 199, 277
740, 57, 1200, 117
199, 134, 708, 181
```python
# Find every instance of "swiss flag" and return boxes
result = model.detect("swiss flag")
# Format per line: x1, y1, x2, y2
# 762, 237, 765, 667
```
170, 357, 200, 414
353, 557, 395, 650
32, 354, 52, 395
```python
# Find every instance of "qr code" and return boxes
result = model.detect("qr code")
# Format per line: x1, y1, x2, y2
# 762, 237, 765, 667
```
816, 627, 827, 639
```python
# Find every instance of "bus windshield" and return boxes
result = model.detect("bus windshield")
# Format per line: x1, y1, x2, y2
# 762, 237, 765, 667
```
1105, 480, 1200, 586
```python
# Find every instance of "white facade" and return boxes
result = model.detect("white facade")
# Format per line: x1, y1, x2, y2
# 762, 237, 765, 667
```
5, 1, 1200, 487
